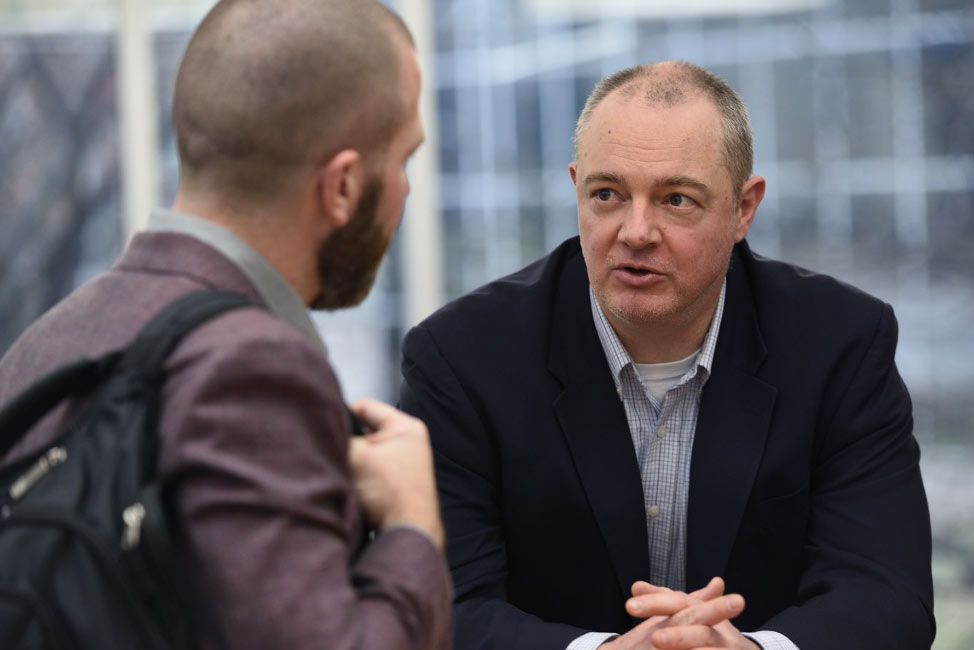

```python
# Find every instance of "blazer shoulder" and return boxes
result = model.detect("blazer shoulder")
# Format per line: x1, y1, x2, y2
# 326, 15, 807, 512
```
732, 242, 897, 368
737, 242, 890, 328
173, 305, 334, 383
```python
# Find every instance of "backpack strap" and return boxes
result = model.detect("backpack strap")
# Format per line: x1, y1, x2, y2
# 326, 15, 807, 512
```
114, 290, 254, 381
0, 356, 120, 458
0, 290, 254, 460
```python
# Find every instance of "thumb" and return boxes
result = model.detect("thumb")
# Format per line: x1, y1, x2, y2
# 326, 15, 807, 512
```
348, 436, 370, 470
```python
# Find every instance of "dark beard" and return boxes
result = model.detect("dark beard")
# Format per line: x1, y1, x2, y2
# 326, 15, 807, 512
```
310, 175, 389, 310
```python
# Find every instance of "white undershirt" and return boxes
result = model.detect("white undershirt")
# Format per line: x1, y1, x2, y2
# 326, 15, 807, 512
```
633, 349, 701, 406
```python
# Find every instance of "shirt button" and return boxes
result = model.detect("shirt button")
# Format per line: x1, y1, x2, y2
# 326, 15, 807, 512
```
648, 505, 660, 519
657, 426, 668, 439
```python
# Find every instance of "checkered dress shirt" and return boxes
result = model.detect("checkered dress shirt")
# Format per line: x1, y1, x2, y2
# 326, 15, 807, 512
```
590, 283, 724, 591
566, 281, 797, 650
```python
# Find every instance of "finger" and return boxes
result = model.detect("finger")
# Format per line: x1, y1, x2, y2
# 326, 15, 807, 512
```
631, 581, 670, 597
689, 576, 726, 602
625, 590, 699, 618
355, 427, 406, 444
664, 593, 745, 628
349, 398, 405, 429
652, 624, 725, 650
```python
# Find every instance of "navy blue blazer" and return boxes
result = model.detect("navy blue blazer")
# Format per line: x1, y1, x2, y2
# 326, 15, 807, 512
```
400, 237, 934, 650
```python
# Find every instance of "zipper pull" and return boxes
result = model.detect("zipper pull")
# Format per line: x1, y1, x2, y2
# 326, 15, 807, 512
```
9, 446, 68, 501
121, 502, 146, 550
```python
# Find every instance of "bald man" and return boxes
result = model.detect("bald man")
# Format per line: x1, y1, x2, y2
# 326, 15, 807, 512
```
400, 61, 933, 650
0, 1, 450, 648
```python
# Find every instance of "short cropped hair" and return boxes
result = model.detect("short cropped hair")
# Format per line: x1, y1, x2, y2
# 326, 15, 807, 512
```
172, 0, 413, 202
574, 61, 753, 197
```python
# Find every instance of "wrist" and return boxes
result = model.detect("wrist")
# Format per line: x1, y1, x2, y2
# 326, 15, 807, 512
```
381, 506, 444, 550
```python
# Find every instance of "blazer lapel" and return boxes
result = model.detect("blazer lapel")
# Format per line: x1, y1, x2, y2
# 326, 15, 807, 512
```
549, 253, 651, 599
686, 245, 777, 590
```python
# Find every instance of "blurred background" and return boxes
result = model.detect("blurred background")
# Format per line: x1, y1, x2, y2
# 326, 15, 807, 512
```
0, 0, 971, 644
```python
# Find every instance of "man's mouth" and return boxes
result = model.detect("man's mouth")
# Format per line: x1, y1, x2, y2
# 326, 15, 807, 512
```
623, 266, 653, 276
617, 264, 661, 276
612, 264, 665, 286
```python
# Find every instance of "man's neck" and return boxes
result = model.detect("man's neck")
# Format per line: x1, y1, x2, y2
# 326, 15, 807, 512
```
172, 192, 318, 306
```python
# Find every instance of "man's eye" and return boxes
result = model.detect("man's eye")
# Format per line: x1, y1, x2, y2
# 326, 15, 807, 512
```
667, 194, 692, 207
595, 189, 614, 201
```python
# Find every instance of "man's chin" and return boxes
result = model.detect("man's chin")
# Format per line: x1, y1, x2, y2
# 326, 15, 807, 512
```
604, 296, 677, 328
309, 271, 379, 311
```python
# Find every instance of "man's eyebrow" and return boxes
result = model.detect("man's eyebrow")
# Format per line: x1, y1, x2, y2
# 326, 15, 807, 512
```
661, 175, 710, 192
582, 172, 711, 193
582, 171, 624, 186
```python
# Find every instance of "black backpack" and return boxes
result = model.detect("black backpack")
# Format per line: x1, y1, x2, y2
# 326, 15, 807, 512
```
0, 290, 253, 650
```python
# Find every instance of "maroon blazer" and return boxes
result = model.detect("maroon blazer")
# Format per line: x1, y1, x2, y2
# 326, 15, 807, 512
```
0, 231, 452, 650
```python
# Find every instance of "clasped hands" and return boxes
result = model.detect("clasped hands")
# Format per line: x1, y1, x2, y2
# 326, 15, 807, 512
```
600, 577, 759, 650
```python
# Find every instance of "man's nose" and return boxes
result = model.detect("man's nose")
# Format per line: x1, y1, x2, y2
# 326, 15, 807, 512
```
619, 200, 662, 248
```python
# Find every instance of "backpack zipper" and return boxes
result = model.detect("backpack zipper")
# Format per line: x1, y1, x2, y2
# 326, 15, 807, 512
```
121, 502, 146, 550
8, 446, 68, 501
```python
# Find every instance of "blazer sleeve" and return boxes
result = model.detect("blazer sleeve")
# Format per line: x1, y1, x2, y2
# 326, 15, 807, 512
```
160, 315, 453, 650
762, 304, 935, 649
400, 324, 591, 650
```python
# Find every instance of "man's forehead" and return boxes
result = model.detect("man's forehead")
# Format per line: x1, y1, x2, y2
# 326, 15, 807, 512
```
578, 93, 719, 157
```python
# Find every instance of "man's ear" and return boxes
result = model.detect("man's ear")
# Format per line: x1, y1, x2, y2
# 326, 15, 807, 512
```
569, 161, 578, 187
735, 174, 765, 242
318, 149, 364, 230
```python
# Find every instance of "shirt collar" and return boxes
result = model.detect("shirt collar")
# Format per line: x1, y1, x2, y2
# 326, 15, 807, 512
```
590, 279, 726, 387
147, 208, 328, 354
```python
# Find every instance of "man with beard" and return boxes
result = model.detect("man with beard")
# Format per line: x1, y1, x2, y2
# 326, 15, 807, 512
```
0, 1, 451, 649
